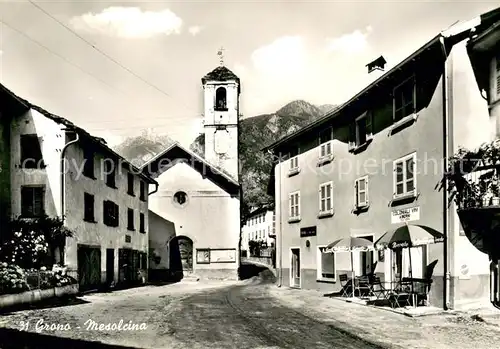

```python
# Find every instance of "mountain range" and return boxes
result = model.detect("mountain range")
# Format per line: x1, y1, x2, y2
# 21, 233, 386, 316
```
113, 100, 337, 218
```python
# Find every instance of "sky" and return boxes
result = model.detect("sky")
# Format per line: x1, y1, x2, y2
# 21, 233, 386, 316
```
0, 0, 498, 148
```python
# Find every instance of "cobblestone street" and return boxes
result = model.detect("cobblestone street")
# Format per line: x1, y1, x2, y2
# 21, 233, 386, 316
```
0, 272, 382, 349
0, 270, 499, 349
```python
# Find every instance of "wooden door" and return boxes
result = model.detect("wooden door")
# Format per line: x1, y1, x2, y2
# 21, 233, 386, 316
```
106, 249, 114, 284
78, 246, 101, 291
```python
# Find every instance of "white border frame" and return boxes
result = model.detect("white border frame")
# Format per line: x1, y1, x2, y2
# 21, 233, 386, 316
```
317, 245, 337, 282
392, 152, 417, 199
289, 246, 302, 288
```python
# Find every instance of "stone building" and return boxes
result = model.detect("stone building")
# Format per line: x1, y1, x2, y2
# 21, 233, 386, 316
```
0, 84, 157, 291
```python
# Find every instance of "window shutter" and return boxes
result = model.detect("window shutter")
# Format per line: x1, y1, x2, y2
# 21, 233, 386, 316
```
114, 203, 119, 227
297, 192, 300, 216
348, 122, 356, 148
496, 55, 500, 96
103, 201, 108, 225
354, 180, 358, 208
366, 112, 373, 137
365, 177, 370, 205
34, 188, 44, 216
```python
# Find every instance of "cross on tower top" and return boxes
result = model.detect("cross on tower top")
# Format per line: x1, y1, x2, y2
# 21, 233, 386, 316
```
217, 47, 225, 66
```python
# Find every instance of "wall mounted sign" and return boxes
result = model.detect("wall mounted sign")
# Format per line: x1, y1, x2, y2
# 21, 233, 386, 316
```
391, 206, 420, 224
210, 249, 236, 263
459, 263, 470, 280
125, 235, 131, 243
300, 226, 317, 237
196, 249, 210, 264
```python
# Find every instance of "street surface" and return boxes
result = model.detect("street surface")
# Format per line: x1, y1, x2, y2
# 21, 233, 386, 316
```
0, 266, 381, 349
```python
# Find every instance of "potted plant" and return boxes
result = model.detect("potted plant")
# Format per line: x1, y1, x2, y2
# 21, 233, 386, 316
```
478, 176, 492, 207
491, 175, 500, 206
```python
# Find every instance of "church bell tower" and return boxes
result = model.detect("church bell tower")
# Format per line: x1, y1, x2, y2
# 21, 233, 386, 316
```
201, 48, 240, 181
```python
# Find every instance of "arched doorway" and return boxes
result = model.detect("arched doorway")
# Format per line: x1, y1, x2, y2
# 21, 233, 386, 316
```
169, 236, 193, 276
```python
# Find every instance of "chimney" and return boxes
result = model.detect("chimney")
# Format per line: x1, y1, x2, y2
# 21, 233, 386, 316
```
366, 55, 386, 81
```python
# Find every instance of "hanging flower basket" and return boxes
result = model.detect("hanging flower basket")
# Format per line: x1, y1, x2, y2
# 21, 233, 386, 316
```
441, 139, 500, 259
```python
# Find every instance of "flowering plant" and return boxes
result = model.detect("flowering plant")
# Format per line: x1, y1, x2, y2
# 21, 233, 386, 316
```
0, 262, 29, 294
25, 265, 76, 290
0, 215, 74, 269
0, 230, 49, 269
440, 139, 500, 209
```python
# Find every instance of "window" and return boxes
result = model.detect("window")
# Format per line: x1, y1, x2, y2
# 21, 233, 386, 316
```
127, 173, 135, 196
319, 127, 333, 158
103, 200, 119, 227
83, 193, 95, 222
288, 191, 300, 221
104, 161, 116, 188
288, 147, 300, 175
127, 208, 134, 231
83, 148, 95, 179
348, 112, 373, 150
354, 176, 369, 209
21, 186, 44, 217
20, 134, 44, 169
356, 112, 373, 146
215, 87, 227, 111
139, 213, 145, 233
320, 141, 333, 158
393, 77, 416, 122
140, 181, 146, 201
317, 247, 336, 281
393, 153, 417, 199
319, 182, 333, 216
173, 191, 187, 206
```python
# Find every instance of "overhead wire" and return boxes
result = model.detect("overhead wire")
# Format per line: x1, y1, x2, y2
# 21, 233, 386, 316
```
0, 19, 201, 132
27, 0, 196, 114
0, 19, 131, 97
0, 12, 203, 136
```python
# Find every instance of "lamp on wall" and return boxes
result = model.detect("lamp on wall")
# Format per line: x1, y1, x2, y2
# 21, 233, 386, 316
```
306, 240, 310, 248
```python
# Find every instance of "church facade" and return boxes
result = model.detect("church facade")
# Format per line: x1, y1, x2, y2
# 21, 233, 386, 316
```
143, 66, 241, 281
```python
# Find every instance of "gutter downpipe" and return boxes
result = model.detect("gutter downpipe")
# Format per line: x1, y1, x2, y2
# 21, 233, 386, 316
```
60, 130, 79, 266
439, 35, 452, 310
269, 149, 282, 287
148, 181, 159, 196
60, 130, 80, 224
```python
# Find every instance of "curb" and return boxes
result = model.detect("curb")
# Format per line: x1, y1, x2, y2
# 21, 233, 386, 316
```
0, 284, 79, 310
